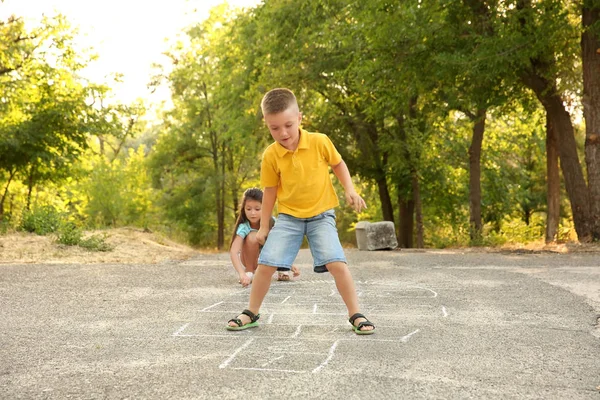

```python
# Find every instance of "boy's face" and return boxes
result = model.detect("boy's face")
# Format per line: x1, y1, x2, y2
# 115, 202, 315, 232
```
264, 106, 302, 151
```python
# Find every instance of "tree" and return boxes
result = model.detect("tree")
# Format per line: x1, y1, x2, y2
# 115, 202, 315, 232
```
153, 5, 266, 247
0, 15, 93, 214
0, 16, 39, 77
582, 0, 600, 240
513, 0, 593, 241
439, 0, 593, 242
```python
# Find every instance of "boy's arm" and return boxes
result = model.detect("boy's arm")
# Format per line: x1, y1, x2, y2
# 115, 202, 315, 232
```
257, 186, 277, 245
332, 160, 367, 213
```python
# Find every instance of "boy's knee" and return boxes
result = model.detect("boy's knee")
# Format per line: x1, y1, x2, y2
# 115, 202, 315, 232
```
325, 261, 347, 274
255, 264, 277, 277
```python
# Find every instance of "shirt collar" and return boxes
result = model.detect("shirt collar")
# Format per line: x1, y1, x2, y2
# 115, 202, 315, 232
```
274, 128, 309, 157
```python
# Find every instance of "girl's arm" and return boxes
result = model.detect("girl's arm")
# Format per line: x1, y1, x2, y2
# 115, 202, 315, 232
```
332, 160, 367, 213
257, 186, 277, 245
229, 235, 250, 286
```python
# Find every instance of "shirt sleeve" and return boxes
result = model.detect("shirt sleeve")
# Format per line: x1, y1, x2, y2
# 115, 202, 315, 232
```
320, 134, 343, 166
260, 147, 280, 188
236, 222, 251, 239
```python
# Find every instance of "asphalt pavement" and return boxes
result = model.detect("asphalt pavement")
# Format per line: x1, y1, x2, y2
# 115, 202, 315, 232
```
1, 249, 599, 399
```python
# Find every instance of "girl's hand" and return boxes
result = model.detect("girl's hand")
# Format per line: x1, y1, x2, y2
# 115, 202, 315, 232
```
256, 227, 269, 245
239, 272, 252, 287
345, 191, 367, 213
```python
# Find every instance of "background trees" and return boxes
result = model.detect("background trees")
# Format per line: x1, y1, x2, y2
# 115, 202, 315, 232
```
1, 0, 598, 248
0, 14, 146, 231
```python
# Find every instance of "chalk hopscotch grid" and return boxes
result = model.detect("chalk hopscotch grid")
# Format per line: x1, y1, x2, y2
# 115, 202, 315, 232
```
173, 280, 445, 373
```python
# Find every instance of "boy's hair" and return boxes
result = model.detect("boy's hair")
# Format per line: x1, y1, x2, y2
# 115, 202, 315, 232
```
261, 88, 298, 116
230, 187, 263, 247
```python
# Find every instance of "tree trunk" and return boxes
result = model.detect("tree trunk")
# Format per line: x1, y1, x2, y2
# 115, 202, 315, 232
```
227, 146, 240, 222
412, 172, 424, 248
394, 114, 413, 247
398, 195, 414, 248
377, 177, 395, 223
218, 143, 226, 250
0, 169, 16, 218
232, 186, 240, 221
363, 119, 395, 224
26, 167, 35, 211
201, 81, 225, 250
468, 108, 486, 243
395, 95, 421, 248
582, 3, 600, 240
546, 115, 560, 243
520, 70, 593, 242
209, 138, 224, 250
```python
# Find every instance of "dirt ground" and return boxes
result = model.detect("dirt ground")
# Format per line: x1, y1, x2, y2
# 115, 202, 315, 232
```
0, 228, 202, 264
0, 228, 598, 264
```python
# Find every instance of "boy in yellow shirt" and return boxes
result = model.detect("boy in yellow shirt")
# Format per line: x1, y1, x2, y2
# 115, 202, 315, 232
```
227, 88, 375, 334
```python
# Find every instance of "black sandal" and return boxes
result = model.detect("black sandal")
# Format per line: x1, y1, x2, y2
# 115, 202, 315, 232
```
226, 309, 260, 331
349, 313, 375, 335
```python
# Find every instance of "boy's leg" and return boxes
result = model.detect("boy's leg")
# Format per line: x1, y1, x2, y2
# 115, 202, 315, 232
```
228, 213, 304, 328
306, 210, 374, 332
325, 261, 359, 314
228, 264, 276, 327
240, 231, 260, 273
326, 262, 373, 332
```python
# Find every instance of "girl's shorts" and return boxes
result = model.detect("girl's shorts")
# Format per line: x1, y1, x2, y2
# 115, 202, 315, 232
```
258, 209, 346, 272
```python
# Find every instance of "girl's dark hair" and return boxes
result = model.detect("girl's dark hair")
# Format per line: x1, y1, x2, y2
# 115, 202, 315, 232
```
230, 188, 263, 248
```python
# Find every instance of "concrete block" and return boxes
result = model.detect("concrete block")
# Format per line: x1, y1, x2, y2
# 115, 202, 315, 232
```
355, 221, 398, 251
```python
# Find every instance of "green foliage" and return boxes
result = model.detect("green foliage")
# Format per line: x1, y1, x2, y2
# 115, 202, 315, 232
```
55, 222, 113, 251
19, 206, 62, 235
15, 204, 113, 251
78, 234, 113, 252
55, 221, 82, 245
333, 177, 383, 245
485, 214, 547, 246
0, 13, 148, 228
0, 214, 9, 234
0, 15, 93, 184
80, 147, 156, 228
2, 1, 595, 249
424, 217, 471, 249
149, 5, 269, 247
152, 164, 218, 247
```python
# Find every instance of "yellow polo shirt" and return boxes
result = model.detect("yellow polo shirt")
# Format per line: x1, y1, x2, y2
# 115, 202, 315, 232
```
261, 129, 343, 218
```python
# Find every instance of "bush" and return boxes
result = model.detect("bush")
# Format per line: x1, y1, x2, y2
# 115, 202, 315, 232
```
0, 214, 10, 234
79, 234, 113, 252
19, 206, 62, 235
55, 223, 113, 252
56, 222, 83, 246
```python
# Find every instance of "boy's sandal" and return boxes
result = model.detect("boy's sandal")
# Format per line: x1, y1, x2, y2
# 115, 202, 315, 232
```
226, 309, 260, 331
349, 313, 375, 335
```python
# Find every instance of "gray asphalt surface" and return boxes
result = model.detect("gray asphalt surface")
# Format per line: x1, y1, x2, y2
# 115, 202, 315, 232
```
1, 249, 599, 399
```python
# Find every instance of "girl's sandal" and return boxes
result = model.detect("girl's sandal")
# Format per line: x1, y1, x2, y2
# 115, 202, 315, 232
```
349, 313, 375, 335
226, 309, 260, 331
277, 272, 291, 281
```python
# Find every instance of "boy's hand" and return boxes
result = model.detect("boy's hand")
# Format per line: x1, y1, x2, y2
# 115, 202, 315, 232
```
345, 191, 367, 213
256, 227, 269, 245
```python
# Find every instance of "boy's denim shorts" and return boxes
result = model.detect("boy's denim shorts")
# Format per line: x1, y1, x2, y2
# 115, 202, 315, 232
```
258, 209, 347, 272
